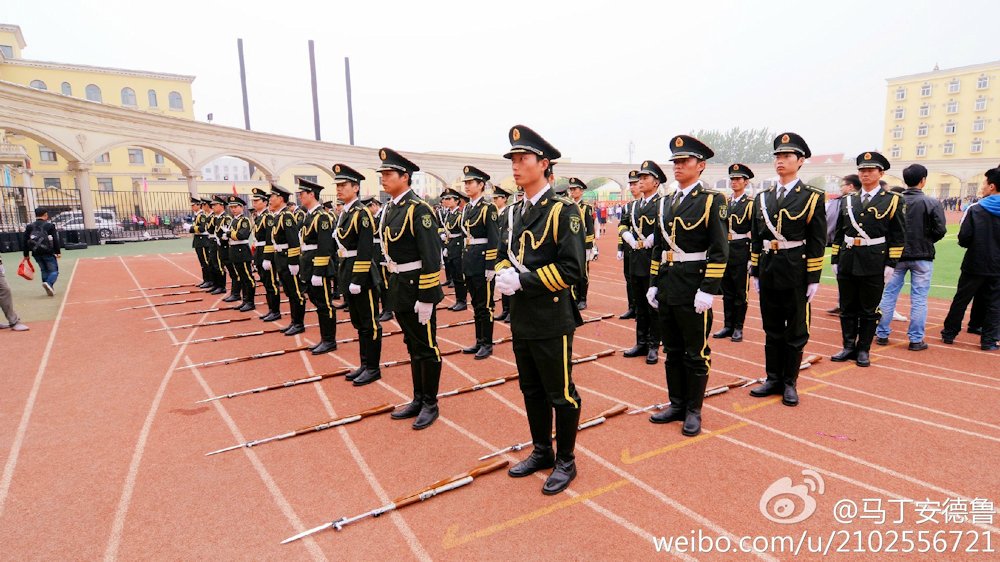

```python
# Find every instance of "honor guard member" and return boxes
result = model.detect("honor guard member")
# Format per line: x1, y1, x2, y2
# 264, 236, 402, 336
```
332, 164, 385, 385
288, 200, 306, 225
492, 183, 515, 322
378, 148, 446, 430
567, 177, 596, 310
440, 188, 469, 311
296, 178, 338, 354
267, 183, 308, 336
189, 198, 213, 288
495, 125, 585, 496
226, 195, 256, 312
713, 164, 755, 342
830, 152, 906, 367
748, 133, 827, 406
617, 171, 641, 319
620, 160, 665, 364
459, 165, 501, 359
436, 200, 452, 287
646, 135, 728, 436
252, 187, 282, 321
212, 195, 241, 303
206, 196, 229, 295
367, 196, 394, 323
323, 199, 346, 306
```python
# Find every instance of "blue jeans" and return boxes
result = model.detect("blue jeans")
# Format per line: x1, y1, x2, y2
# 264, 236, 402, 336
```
34, 254, 59, 286
877, 260, 933, 342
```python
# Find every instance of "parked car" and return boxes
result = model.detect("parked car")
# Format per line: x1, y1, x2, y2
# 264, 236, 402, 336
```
59, 216, 118, 239
52, 210, 119, 228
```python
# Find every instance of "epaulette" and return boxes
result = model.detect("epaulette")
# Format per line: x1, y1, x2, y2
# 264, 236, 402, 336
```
700, 187, 723, 195
803, 184, 824, 194
553, 195, 574, 205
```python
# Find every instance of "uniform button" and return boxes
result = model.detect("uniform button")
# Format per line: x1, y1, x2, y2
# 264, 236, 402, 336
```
553, 296, 559, 302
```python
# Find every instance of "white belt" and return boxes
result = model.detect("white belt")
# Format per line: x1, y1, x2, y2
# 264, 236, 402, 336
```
254, 241, 266, 247
762, 240, 805, 252
301, 244, 318, 251
661, 250, 708, 263
373, 238, 382, 245
230, 240, 250, 246
466, 237, 488, 245
337, 248, 358, 258
728, 232, 750, 241
447, 233, 463, 239
388, 260, 422, 273
273, 243, 288, 251
208, 235, 218, 240
844, 235, 886, 247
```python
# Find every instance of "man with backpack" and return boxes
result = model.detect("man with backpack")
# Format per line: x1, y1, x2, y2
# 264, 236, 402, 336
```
22, 207, 61, 297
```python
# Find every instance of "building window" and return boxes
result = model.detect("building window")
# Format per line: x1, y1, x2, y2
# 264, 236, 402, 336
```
917, 123, 928, 137
0, 45, 13, 58
948, 79, 960, 93
892, 126, 903, 140
890, 145, 901, 159
97, 177, 114, 192
915, 145, 927, 157
120, 87, 137, 106
85, 84, 103, 102
975, 96, 987, 111
43, 178, 62, 190
96, 152, 111, 163
127, 148, 144, 164
943, 141, 955, 155
945, 121, 957, 134
154, 153, 164, 164
920, 83, 931, 97
977, 75, 989, 89
39, 146, 58, 162
294, 175, 318, 184
58, 82, 72, 96
147, 89, 158, 107
29, 80, 47, 90
946, 100, 958, 114
973, 118, 985, 132
971, 139, 983, 153
919, 103, 930, 117
168, 91, 183, 110
895, 86, 906, 101
893, 106, 904, 120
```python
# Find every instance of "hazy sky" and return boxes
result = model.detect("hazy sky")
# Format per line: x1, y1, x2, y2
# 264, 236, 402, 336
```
6, 0, 999, 163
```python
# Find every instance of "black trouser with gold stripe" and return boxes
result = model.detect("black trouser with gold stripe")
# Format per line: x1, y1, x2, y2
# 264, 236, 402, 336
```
195, 241, 211, 284
658, 304, 712, 409
255, 251, 282, 314
466, 274, 494, 347
622, 250, 634, 310
348, 287, 383, 372
445, 252, 466, 303
276, 262, 306, 326
836, 273, 884, 352
721, 241, 750, 329
306, 277, 336, 343
389, 273, 441, 363
513, 334, 581, 409
206, 244, 225, 289
630, 274, 660, 348
232, 259, 255, 306
574, 262, 590, 304
759, 284, 810, 385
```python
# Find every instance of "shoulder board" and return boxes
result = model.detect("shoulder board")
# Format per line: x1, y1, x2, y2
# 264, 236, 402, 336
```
700, 188, 722, 195
553, 195, 574, 205
803, 184, 824, 194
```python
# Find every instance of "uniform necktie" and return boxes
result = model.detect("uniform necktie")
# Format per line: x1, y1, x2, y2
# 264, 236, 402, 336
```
777, 186, 786, 205
671, 192, 683, 211
522, 200, 532, 217
862, 193, 871, 206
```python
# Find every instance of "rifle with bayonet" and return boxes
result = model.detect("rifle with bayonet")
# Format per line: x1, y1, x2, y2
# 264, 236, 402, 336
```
145, 317, 253, 333
128, 282, 199, 292
281, 459, 509, 544
478, 404, 628, 461
117, 298, 204, 311
180, 318, 476, 346
627, 377, 765, 415
150, 305, 316, 320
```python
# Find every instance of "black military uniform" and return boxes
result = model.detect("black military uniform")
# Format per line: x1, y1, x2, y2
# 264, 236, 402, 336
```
493, 184, 516, 322
266, 184, 308, 336
618, 171, 640, 318
331, 164, 385, 384
252, 187, 282, 322
748, 133, 827, 406
620, 160, 664, 364
210, 197, 240, 303
226, 195, 256, 312
378, 148, 445, 430
440, 188, 468, 311
323, 199, 346, 307
831, 152, 906, 367
295, 178, 337, 354
459, 166, 501, 359
713, 164, 755, 342
189, 198, 213, 288
567, 177, 596, 310
436, 203, 452, 287
205, 197, 229, 296
496, 125, 585, 496
367, 197, 393, 323
648, 136, 728, 436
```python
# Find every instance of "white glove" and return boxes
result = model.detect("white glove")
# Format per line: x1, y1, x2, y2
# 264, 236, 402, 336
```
311, 275, 323, 287
585, 249, 594, 262
644, 234, 654, 248
806, 283, 819, 302
883, 266, 894, 284
486, 270, 496, 282
289, 264, 299, 276
262, 260, 272, 271
496, 269, 521, 295
349, 283, 361, 295
646, 287, 658, 309
832, 264, 838, 276
616, 250, 624, 261
751, 276, 760, 294
414, 300, 434, 325
440, 232, 447, 242
693, 290, 714, 314
443, 248, 448, 258
621, 232, 637, 250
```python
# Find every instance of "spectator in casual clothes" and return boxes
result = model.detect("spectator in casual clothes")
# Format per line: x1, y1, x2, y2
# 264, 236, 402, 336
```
22, 207, 61, 297
874, 164, 947, 351
941, 165, 1000, 350
825, 174, 860, 315
0, 256, 29, 331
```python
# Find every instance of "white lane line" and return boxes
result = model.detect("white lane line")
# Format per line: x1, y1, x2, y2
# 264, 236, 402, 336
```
0, 259, 79, 518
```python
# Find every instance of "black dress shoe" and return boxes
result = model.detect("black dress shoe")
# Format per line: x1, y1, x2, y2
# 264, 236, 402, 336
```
681, 410, 702, 436
619, 309, 636, 320
378, 310, 393, 322
541, 458, 576, 495
576, 301, 587, 311
443, 280, 454, 288
412, 404, 439, 430
908, 341, 928, 351
209, 287, 226, 295
462, 343, 481, 354
646, 348, 659, 365
449, 302, 468, 312
982, 342, 1000, 351
345, 366, 366, 381
875, 337, 889, 346
826, 306, 841, 315
855, 350, 870, 367
495, 310, 510, 322
238, 302, 256, 312
831, 348, 858, 362
508, 450, 555, 477
475, 345, 493, 360
310, 341, 337, 355
649, 406, 685, 424
283, 324, 305, 336
968, 326, 984, 335
260, 311, 281, 322
712, 326, 734, 339
749, 380, 784, 397
391, 400, 422, 419
731, 328, 743, 342
622, 345, 648, 358
353, 368, 382, 386
197, 281, 213, 289
222, 294, 240, 303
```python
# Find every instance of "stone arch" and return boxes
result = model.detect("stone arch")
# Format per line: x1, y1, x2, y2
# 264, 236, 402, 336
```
586, 176, 623, 203
0, 122, 83, 162
274, 160, 337, 180
87, 139, 192, 172
195, 151, 273, 179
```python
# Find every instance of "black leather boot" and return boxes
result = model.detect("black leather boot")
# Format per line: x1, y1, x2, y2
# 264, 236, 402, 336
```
346, 337, 368, 381
731, 326, 743, 343
311, 340, 337, 355
749, 377, 784, 397
619, 308, 636, 320
855, 318, 876, 367
650, 362, 687, 424
782, 351, 801, 406
832, 315, 859, 362
391, 363, 423, 420
542, 407, 580, 495
623, 343, 648, 358
751, 343, 785, 397
712, 326, 734, 339
682, 376, 709, 436
413, 362, 441, 430
508, 398, 555, 478
353, 336, 382, 385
